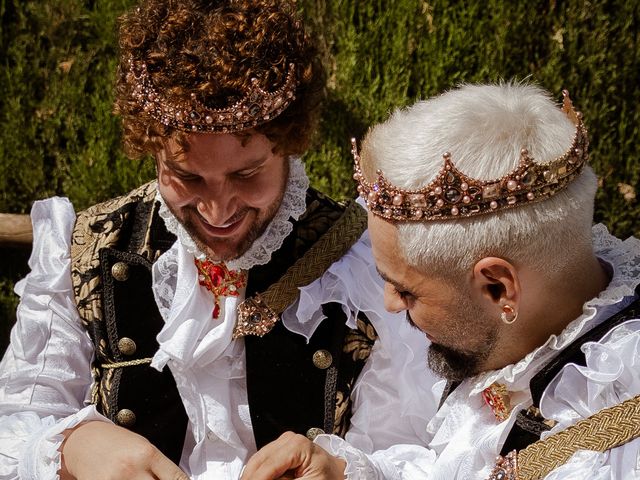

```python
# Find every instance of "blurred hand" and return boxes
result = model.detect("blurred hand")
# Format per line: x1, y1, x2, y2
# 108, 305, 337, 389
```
59, 421, 189, 480
241, 431, 346, 480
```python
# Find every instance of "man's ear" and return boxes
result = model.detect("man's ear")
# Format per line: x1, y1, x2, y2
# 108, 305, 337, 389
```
471, 257, 521, 310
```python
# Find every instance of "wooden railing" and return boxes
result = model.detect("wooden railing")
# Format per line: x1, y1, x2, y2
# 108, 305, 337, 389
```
0, 214, 32, 247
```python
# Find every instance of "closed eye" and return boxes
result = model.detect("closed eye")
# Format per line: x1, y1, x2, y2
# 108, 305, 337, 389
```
173, 170, 201, 182
163, 159, 201, 182
393, 286, 414, 300
234, 166, 262, 179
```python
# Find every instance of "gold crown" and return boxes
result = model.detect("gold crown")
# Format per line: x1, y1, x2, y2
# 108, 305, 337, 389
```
352, 91, 589, 222
127, 58, 298, 133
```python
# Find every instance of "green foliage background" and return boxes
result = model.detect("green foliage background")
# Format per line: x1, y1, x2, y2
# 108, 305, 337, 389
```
1, 0, 639, 349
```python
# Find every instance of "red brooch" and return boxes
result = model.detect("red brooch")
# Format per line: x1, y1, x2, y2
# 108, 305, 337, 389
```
194, 259, 247, 318
482, 383, 512, 422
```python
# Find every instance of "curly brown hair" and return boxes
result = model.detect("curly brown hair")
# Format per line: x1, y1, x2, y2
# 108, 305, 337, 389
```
114, 0, 325, 159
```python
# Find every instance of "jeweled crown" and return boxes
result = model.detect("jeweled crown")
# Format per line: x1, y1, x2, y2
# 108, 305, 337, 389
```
127, 57, 298, 133
353, 91, 589, 222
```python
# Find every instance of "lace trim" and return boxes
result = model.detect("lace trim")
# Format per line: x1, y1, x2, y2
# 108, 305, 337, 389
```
313, 434, 378, 480
17, 406, 109, 480
156, 156, 309, 270
153, 242, 179, 322
472, 224, 640, 393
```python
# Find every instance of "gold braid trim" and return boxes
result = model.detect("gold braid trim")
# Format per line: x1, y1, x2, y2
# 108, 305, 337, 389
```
101, 358, 153, 369
518, 394, 640, 479
234, 201, 367, 338
262, 200, 367, 312
489, 395, 640, 480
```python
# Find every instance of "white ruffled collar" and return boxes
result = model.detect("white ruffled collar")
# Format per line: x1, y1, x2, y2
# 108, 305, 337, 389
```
471, 224, 640, 394
156, 156, 309, 271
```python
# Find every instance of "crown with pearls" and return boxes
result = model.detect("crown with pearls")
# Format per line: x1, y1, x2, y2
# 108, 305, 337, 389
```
127, 57, 298, 133
352, 90, 589, 222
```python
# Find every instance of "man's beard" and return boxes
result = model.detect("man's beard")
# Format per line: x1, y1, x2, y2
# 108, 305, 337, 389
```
419, 300, 499, 382
427, 339, 495, 382
168, 197, 282, 262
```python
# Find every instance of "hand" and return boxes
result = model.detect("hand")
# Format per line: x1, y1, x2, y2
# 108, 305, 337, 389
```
241, 431, 346, 480
59, 421, 189, 480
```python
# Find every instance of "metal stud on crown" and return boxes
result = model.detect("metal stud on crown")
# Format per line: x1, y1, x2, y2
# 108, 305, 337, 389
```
352, 90, 589, 222
128, 57, 298, 134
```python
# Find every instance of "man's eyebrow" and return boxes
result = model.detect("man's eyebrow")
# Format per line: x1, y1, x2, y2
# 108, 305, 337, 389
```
234, 155, 269, 172
164, 158, 193, 173
164, 154, 268, 175
376, 267, 411, 292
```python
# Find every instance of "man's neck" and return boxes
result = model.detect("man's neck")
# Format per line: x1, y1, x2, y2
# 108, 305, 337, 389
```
484, 254, 611, 373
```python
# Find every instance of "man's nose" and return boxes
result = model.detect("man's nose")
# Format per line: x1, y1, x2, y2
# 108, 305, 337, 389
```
383, 284, 406, 313
196, 193, 234, 225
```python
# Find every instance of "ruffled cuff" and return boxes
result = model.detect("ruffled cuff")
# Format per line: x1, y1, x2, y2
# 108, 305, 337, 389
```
314, 434, 436, 480
314, 434, 380, 479
13, 405, 110, 480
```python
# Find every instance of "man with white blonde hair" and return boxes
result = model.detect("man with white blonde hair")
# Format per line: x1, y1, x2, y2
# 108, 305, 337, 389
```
0, 1, 440, 478
242, 83, 640, 479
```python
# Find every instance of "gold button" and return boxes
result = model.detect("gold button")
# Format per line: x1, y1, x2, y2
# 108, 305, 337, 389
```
312, 349, 333, 369
116, 408, 136, 427
306, 427, 325, 440
117, 337, 137, 356
111, 262, 129, 281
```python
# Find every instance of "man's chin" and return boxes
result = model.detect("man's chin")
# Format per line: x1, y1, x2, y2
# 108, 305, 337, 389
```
175, 205, 277, 263
194, 235, 250, 263
192, 222, 264, 263
182, 217, 254, 262
426, 343, 482, 382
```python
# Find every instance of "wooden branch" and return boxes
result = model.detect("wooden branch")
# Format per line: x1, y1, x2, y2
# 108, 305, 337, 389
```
0, 214, 32, 247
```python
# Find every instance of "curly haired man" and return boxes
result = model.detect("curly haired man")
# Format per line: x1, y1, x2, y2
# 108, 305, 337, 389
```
0, 1, 435, 479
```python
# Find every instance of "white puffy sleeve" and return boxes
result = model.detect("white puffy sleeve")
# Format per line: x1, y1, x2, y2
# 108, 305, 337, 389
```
540, 318, 640, 480
312, 314, 440, 479
288, 230, 440, 478
0, 197, 109, 480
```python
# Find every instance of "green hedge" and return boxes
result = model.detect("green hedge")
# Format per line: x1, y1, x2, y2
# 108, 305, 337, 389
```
1, 0, 639, 349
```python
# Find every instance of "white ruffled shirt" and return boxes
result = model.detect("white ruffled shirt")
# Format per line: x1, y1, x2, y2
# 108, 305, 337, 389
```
0, 160, 438, 479
317, 224, 640, 479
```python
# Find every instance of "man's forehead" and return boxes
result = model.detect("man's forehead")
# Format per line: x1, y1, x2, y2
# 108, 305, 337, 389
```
367, 213, 397, 249
367, 213, 440, 290
163, 131, 250, 151
368, 215, 406, 271
158, 130, 274, 167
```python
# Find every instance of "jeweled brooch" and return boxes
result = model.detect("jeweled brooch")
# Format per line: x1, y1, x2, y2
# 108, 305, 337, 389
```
195, 259, 247, 318
483, 383, 512, 422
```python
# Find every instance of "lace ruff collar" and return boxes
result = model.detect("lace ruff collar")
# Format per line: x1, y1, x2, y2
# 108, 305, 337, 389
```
156, 156, 309, 270
471, 224, 640, 394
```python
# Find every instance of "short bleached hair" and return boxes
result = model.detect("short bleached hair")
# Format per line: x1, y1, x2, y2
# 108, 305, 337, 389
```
360, 83, 598, 280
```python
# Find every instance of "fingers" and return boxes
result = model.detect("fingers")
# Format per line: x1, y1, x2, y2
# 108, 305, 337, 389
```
149, 448, 189, 480
241, 431, 310, 480
61, 421, 188, 480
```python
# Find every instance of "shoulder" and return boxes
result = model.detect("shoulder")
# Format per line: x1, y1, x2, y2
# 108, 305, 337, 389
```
75, 181, 157, 222
296, 188, 367, 254
294, 188, 352, 242
70, 182, 166, 293
73, 182, 158, 249
541, 316, 640, 422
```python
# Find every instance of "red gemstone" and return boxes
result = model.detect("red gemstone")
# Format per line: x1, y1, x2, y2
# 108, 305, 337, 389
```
209, 265, 225, 287
212, 303, 220, 318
